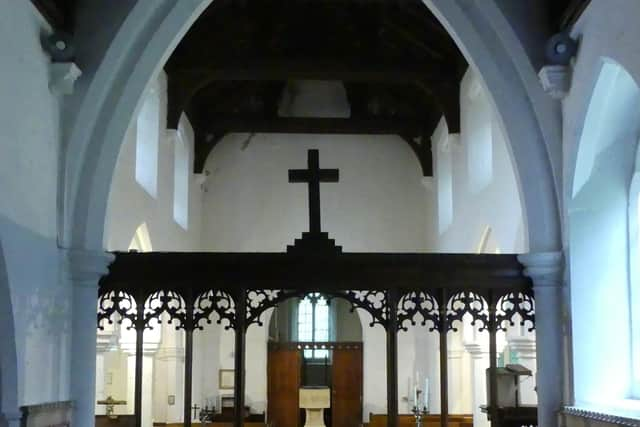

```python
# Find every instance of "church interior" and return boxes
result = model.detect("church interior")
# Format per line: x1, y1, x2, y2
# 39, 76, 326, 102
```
3, 1, 640, 427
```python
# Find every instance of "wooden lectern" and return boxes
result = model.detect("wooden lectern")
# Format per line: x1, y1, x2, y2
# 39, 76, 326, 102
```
299, 387, 330, 427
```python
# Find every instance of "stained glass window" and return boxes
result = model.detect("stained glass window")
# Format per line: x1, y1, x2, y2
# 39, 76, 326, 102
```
297, 293, 329, 359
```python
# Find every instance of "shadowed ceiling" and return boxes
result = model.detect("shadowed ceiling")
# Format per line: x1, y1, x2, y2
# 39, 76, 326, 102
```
31, 0, 590, 176
165, 0, 470, 176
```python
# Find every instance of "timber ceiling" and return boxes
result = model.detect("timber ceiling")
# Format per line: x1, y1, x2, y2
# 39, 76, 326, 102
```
31, 0, 589, 177
165, 0, 589, 176
165, 0, 466, 176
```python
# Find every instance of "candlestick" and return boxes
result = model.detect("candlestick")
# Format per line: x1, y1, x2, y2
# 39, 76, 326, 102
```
424, 378, 429, 411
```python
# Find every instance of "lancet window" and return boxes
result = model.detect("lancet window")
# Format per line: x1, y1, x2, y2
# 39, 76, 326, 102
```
298, 293, 330, 359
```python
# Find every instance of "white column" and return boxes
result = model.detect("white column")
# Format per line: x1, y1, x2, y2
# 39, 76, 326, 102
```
95, 353, 106, 415
447, 333, 467, 414
122, 332, 160, 427
155, 324, 185, 425
414, 328, 440, 414
518, 252, 564, 427
126, 354, 136, 415
66, 249, 114, 427
464, 342, 489, 427
141, 355, 155, 427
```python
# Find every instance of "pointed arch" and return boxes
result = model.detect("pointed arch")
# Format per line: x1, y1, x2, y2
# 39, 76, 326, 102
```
129, 223, 153, 252
63, 0, 560, 254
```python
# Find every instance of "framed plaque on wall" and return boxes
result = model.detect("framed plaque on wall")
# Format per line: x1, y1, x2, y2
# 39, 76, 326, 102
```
219, 369, 234, 390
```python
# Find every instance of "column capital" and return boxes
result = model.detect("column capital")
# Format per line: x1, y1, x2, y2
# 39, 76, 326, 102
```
63, 248, 114, 285
156, 347, 186, 361
463, 342, 488, 359
517, 251, 563, 288
507, 336, 537, 357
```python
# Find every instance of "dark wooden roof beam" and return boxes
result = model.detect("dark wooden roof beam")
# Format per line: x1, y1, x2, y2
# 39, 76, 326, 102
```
194, 116, 435, 176
171, 60, 451, 83
203, 115, 429, 136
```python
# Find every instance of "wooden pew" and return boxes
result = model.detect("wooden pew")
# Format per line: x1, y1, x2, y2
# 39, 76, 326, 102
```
368, 413, 473, 427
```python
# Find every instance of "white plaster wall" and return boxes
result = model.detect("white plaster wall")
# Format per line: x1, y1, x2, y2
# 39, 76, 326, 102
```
104, 73, 204, 253
201, 133, 430, 253
193, 322, 221, 411
216, 324, 269, 414
0, 1, 72, 411
435, 69, 526, 254
361, 323, 387, 421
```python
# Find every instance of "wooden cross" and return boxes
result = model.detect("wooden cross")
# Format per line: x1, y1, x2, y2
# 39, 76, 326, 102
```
288, 149, 339, 234
192, 404, 201, 419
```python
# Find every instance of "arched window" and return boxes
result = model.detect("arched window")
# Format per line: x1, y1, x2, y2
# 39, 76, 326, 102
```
135, 81, 160, 197
129, 223, 153, 252
298, 293, 330, 359
434, 118, 454, 234
630, 158, 640, 397
462, 72, 492, 193
173, 116, 192, 230
570, 59, 640, 406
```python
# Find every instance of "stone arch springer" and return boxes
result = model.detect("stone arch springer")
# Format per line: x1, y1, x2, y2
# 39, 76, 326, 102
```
63, 0, 561, 253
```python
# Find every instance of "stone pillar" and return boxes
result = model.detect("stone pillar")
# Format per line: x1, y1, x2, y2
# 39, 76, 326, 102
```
126, 355, 136, 416
95, 353, 106, 415
518, 252, 563, 427
155, 323, 185, 424
463, 342, 489, 427
66, 249, 114, 427
122, 325, 160, 427
447, 334, 468, 414
141, 355, 155, 427
124, 353, 156, 427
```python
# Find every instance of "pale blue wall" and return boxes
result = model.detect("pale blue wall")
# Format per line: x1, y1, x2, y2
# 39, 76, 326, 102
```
569, 61, 640, 405
0, 0, 70, 408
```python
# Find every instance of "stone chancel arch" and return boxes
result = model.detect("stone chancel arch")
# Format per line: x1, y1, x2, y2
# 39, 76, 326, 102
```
64, 0, 560, 253
61, 2, 563, 427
